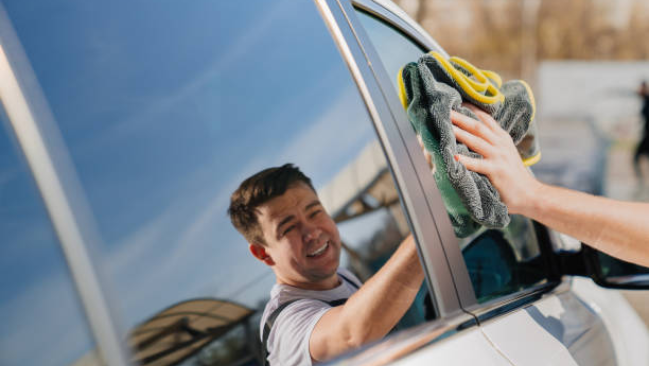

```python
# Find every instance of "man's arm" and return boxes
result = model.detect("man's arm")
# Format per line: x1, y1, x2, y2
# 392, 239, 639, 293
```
309, 234, 424, 362
450, 105, 649, 267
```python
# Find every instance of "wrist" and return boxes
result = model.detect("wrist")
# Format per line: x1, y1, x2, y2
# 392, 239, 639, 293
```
510, 177, 545, 218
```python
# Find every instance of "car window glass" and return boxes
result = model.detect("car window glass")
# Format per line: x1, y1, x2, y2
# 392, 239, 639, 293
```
355, 10, 427, 90
355, 9, 547, 303
0, 114, 102, 365
2, 1, 430, 364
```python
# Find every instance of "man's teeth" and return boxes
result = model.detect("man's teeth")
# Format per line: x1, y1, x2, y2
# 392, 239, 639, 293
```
307, 242, 329, 257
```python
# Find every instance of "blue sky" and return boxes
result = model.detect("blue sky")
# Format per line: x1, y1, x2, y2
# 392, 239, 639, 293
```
0, 0, 393, 364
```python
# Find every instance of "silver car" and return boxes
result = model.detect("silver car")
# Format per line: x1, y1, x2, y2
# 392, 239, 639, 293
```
0, 0, 647, 365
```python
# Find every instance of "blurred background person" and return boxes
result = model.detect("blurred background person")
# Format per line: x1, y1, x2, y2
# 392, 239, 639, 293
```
634, 81, 649, 187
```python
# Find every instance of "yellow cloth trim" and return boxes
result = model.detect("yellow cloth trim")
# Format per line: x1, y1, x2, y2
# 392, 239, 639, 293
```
522, 151, 541, 167
397, 66, 409, 110
518, 79, 536, 121
481, 70, 502, 88
448, 56, 490, 93
429, 52, 504, 105
448, 56, 503, 95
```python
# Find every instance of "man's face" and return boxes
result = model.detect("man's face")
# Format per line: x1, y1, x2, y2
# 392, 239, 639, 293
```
253, 182, 342, 290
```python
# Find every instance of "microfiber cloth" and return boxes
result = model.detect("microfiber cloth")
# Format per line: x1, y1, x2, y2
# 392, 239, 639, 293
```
397, 52, 541, 237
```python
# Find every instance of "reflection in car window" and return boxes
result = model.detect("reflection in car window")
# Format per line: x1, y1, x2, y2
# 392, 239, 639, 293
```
355, 10, 427, 91
3, 1, 427, 364
0, 117, 101, 365
460, 216, 545, 303
355, 9, 547, 303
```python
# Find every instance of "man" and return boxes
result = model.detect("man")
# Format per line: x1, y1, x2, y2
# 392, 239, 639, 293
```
634, 81, 649, 184
451, 104, 649, 267
227, 164, 423, 365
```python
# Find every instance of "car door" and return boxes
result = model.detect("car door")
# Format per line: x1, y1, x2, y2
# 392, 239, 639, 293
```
338, 0, 619, 365
0, 0, 501, 365
0, 0, 627, 365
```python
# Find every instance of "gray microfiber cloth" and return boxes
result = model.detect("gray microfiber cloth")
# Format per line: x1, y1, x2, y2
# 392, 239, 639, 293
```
397, 52, 540, 238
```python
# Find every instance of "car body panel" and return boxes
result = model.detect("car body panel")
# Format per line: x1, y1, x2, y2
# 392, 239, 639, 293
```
480, 290, 616, 366
481, 308, 579, 366
571, 277, 649, 366
390, 328, 512, 366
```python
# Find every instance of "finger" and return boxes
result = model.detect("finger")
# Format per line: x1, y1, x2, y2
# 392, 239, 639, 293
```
450, 110, 498, 144
455, 154, 488, 175
452, 125, 494, 157
463, 104, 503, 133
417, 135, 434, 170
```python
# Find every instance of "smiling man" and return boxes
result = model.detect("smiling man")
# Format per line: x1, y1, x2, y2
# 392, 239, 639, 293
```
228, 164, 424, 366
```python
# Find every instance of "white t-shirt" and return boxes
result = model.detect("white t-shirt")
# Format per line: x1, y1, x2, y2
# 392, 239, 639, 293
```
260, 269, 362, 366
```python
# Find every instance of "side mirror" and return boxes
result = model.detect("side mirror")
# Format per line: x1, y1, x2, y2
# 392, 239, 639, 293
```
582, 245, 649, 289
556, 239, 649, 290
547, 227, 649, 289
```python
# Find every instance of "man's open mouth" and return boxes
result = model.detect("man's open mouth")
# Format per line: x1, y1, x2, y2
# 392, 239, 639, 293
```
307, 241, 330, 258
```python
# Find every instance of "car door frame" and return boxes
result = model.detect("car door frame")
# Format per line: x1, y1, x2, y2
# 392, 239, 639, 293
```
336, 0, 572, 321
314, 0, 474, 323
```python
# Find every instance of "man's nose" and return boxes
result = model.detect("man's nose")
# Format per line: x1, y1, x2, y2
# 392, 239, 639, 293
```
301, 221, 321, 242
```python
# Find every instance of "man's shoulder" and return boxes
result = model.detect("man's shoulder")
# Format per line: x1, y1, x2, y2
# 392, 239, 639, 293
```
260, 270, 362, 329
338, 268, 362, 287
259, 271, 363, 365
260, 285, 327, 334
259, 288, 333, 358
262, 298, 331, 366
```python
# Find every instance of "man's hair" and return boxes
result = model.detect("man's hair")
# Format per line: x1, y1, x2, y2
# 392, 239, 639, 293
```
228, 164, 315, 245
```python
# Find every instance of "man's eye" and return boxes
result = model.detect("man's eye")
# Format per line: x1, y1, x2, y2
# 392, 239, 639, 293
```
309, 210, 321, 218
282, 225, 295, 236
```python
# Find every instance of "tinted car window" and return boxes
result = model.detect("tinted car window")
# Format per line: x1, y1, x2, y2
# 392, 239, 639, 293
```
0, 116, 101, 365
460, 217, 545, 302
355, 9, 547, 303
3, 1, 428, 364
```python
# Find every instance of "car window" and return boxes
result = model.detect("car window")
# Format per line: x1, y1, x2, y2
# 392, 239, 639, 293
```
0, 115, 102, 365
355, 9, 547, 303
2, 1, 430, 364
355, 10, 427, 90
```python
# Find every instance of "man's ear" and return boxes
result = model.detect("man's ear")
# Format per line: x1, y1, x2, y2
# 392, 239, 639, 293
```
250, 243, 275, 266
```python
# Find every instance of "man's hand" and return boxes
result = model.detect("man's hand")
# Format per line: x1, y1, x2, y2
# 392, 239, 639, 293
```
450, 104, 649, 267
450, 104, 541, 215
